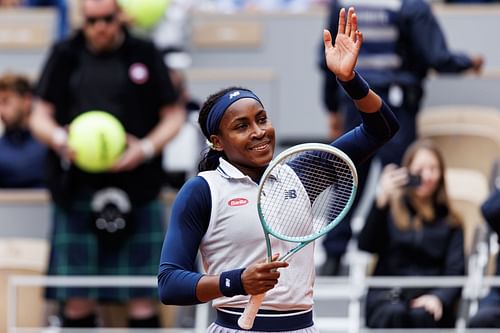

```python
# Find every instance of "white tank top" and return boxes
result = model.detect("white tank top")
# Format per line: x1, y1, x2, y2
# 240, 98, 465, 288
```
199, 158, 315, 311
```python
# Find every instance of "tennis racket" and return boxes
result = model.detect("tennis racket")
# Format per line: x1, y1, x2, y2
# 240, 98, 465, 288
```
237, 143, 358, 330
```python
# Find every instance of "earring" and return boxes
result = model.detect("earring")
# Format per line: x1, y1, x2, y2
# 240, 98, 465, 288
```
206, 139, 215, 150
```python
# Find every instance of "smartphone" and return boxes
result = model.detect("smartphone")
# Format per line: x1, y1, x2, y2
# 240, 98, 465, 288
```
406, 174, 422, 187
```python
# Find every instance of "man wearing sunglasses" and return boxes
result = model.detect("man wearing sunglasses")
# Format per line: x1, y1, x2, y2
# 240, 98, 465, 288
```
30, 0, 184, 329
83, 8, 121, 53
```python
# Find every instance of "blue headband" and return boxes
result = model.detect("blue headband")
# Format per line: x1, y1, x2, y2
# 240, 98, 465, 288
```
205, 89, 262, 136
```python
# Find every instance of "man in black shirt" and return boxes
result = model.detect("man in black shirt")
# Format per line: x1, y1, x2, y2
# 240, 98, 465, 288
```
30, 0, 184, 328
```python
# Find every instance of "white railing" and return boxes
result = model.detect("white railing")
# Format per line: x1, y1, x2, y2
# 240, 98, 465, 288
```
8, 274, 500, 333
7, 275, 208, 333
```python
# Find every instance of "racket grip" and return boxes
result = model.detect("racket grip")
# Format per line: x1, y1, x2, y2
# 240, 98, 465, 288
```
237, 293, 266, 330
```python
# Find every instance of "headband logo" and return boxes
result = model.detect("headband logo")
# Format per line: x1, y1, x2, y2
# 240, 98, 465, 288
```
229, 91, 240, 99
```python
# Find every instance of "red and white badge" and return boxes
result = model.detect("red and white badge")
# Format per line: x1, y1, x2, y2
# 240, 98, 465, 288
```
129, 63, 149, 85
228, 198, 249, 207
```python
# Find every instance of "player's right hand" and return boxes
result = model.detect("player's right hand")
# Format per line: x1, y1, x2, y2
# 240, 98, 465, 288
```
241, 253, 289, 295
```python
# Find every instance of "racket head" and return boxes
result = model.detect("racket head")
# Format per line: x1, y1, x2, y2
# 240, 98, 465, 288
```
257, 143, 357, 243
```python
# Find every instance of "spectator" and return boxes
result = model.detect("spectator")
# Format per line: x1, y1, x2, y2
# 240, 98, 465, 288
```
318, 0, 483, 275
0, 73, 46, 188
358, 139, 465, 328
467, 189, 500, 328
29, 0, 184, 328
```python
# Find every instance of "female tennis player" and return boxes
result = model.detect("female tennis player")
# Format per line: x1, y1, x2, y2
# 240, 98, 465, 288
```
158, 7, 399, 332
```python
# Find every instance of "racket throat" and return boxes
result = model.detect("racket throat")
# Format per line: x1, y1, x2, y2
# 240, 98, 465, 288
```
280, 242, 308, 262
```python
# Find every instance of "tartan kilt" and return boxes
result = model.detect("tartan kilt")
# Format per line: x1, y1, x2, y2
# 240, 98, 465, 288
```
45, 199, 165, 301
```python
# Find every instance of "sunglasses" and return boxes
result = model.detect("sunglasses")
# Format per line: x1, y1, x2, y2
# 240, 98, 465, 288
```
85, 13, 117, 26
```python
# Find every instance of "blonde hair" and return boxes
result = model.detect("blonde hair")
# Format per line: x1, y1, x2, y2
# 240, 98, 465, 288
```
390, 139, 462, 231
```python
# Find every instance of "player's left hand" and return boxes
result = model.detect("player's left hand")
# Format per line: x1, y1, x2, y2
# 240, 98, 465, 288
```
410, 294, 443, 321
324, 7, 363, 81
110, 134, 147, 172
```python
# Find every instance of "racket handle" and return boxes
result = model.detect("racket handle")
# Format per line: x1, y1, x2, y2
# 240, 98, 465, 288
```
237, 293, 265, 330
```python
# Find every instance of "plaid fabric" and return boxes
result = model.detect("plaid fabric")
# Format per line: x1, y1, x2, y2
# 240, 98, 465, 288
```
45, 199, 165, 301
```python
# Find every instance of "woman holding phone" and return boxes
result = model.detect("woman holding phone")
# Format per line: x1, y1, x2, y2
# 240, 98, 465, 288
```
358, 139, 465, 328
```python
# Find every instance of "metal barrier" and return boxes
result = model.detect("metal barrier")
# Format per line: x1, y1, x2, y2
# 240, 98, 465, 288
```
7, 275, 209, 333
7, 275, 500, 333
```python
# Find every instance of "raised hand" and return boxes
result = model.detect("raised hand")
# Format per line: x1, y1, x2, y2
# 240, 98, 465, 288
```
324, 7, 363, 81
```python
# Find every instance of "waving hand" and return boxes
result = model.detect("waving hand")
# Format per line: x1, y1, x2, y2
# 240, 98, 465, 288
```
324, 7, 363, 81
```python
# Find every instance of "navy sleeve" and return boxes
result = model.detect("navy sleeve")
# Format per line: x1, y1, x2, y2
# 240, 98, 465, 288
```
481, 189, 500, 236
357, 202, 390, 254
331, 101, 400, 166
158, 176, 211, 305
431, 227, 465, 308
403, 0, 472, 73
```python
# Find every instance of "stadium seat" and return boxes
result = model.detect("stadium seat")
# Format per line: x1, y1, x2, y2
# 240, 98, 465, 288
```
0, 8, 56, 50
445, 168, 489, 255
191, 14, 263, 49
417, 105, 500, 180
439, 167, 491, 328
0, 238, 49, 333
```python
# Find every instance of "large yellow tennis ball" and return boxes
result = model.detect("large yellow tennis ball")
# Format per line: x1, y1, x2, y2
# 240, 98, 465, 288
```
68, 111, 126, 173
119, 0, 170, 30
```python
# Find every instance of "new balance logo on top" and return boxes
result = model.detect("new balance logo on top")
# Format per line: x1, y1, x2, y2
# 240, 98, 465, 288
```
229, 91, 240, 99
284, 189, 297, 199
225, 278, 231, 288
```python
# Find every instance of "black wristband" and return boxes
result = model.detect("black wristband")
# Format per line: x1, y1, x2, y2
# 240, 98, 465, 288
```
337, 71, 370, 100
219, 268, 247, 297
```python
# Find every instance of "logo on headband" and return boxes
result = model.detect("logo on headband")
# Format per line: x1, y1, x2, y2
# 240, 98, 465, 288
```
229, 91, 240, 99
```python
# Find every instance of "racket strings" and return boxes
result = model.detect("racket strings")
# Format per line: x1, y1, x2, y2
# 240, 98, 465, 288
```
260, 150, 355, 240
